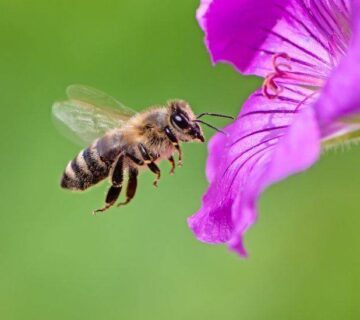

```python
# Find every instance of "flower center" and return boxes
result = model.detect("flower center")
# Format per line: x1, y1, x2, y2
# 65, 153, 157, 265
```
262, 53, 325, 100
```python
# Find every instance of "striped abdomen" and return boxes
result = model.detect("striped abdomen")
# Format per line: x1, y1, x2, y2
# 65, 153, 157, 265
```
61, 145, 111, 191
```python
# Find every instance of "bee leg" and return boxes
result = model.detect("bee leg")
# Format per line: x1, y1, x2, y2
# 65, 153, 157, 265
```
164, 126, 182, 166
117, 167, 138, 207
126, 152, 144, 166
111, 155, 125, 187
148, 162, 161, 187
168, 156, 175, 175
93, 155, 124, 214
93, 186, 122, 214
127, 151, 164, 191
138, 143, 161, 187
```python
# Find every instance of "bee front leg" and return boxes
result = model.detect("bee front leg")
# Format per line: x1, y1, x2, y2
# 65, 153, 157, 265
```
93, 155, 124, 214
164, 126, 182, 167
138, 143, 161, 187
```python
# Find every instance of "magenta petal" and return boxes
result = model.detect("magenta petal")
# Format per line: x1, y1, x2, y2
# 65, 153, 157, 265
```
199, 0, 337, 77
205, 123, 232, 182
197, 0, 212, 31
230, 106, 321, 255
314, 1, 360, 127
188, 87, 321, 256
200, 0, 289, 75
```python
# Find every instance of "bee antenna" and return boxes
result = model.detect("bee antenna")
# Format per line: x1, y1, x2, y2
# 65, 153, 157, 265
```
196, 112, 234, 120
195, 120, 226, 135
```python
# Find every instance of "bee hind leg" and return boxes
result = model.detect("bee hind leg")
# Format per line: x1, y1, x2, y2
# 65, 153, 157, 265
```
93, 155, 124, 214
117, 166, 138, 207
93, 186, 122, 214
138, 143, 161, 187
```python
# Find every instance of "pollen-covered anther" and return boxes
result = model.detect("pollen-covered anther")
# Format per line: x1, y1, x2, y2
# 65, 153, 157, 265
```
262, 52, 324, 99
272, 52, 292, 73
262, 53, 292, 99
262, 73, 282, 99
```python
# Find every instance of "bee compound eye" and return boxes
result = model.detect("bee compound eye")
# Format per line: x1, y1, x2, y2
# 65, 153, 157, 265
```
172, 113, 189, 129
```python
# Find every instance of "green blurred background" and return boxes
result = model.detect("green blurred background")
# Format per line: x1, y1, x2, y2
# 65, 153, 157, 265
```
1, 1, 360, 319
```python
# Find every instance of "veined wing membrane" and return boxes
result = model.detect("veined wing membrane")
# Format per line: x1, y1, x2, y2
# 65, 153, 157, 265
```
52, 84, 137, 146
66, 84, 136, 119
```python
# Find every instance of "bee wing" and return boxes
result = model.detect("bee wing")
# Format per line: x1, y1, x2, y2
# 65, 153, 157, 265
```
52, 84, 137, 146
66, 84, 137, 118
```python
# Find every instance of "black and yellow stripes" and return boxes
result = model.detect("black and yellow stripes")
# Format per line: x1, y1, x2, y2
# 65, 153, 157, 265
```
60, 146, 110, 190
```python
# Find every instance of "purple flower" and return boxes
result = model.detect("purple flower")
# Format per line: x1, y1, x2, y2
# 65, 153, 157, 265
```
189, 0, 360, 256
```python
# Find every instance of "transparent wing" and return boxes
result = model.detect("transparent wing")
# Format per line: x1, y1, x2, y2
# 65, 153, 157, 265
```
66, 84, 137, 118
52, 84, 137, 146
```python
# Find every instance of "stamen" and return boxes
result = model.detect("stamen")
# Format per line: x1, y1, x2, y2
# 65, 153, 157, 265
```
272, 52, 292, 73
262, 53, 325, 99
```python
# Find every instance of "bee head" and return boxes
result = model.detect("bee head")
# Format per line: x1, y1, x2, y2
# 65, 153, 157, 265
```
167, 100, 205, 143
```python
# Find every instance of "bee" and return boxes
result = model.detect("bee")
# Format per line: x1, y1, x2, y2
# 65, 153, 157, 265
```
53, 84, 233, 214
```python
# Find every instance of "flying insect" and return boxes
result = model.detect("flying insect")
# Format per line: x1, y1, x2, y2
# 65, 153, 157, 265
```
53, 84, 233, 213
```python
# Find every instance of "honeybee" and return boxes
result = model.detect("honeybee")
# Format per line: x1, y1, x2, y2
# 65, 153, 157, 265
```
53, 84, 233, 214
